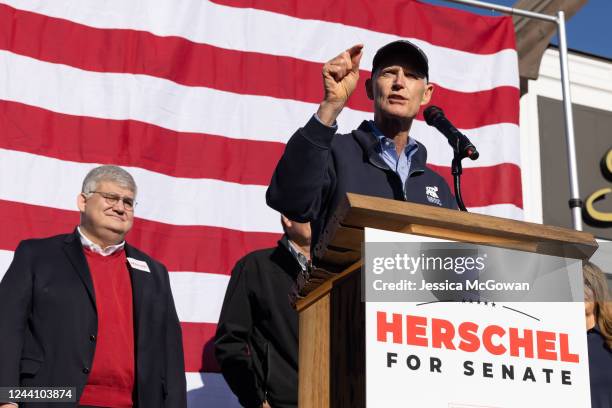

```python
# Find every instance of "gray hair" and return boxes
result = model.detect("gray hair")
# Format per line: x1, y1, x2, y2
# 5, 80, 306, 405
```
81, 165, 137, 196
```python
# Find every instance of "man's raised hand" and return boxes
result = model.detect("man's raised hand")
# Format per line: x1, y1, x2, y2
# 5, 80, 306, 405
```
316, 44, 363, 126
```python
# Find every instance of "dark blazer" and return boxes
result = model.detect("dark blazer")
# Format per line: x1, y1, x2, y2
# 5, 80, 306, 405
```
0, 230, 187, 408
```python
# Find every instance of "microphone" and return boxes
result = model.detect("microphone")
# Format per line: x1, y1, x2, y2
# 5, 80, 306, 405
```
423, 106, 479, 160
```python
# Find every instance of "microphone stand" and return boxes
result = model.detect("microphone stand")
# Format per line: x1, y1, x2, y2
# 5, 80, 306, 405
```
451, 140, 468, 212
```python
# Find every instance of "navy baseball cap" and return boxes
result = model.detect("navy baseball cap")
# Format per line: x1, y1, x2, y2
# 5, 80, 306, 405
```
372, 40, 429, 80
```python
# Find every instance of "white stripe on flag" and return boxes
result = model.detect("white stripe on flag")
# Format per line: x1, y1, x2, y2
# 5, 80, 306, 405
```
170, 272, 230, 324
0, 249, 15, 282
0, 248, 229, 324
468, 203, 523, 220
0, 51, 520, 168
186, 372, 241, 407
413, 122, 520, 169
0, 149, 282, 233
2, 0, 519, 92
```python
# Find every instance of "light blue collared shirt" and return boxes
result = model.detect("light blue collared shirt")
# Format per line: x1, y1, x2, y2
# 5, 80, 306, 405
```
368, 121, 419, 193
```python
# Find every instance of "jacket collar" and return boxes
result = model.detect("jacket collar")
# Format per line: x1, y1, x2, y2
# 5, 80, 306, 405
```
352, 120, 427, 175
124, 243, 147, 340
63, 230, 96, 308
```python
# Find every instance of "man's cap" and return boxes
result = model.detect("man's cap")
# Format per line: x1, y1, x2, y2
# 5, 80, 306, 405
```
372, 40, 429, 79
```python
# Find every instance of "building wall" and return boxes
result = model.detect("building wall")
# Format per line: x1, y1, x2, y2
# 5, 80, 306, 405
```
520, 48, 612, 224
519, 48, 612, 284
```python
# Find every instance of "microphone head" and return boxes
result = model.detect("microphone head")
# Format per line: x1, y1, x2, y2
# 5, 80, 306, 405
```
466, 147, 480, 160
423, 105, 444, 126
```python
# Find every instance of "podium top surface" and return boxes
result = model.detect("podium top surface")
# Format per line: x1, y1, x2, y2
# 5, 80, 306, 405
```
315, 193, 597, 266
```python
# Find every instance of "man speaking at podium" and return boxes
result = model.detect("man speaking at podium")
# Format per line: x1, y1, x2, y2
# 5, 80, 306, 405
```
267, 41, 458, 248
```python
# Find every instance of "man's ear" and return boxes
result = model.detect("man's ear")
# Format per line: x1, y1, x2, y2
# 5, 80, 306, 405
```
77, 193, 87, 213
365, 78, 374, 100
281, 214, 292, 230
420, 82, 434, 106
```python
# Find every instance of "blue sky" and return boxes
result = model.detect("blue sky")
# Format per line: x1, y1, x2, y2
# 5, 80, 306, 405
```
423, 0, 612, 60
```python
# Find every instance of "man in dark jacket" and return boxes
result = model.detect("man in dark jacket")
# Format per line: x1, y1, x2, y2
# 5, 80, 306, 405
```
0, 165, 186, 408
266, 41, 458, 247
215, 216, 310, 408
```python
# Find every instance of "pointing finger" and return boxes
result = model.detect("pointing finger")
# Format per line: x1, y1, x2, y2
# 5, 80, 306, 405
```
346, 44, 364, 58
351, 49, 363, 73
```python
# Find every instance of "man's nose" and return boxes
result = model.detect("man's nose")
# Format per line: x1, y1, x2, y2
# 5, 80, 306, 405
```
111, 200, 127, 213
392, 73, 405, 89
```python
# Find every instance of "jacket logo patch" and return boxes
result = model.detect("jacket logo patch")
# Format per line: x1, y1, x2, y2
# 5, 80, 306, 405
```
426, 186, 442, 206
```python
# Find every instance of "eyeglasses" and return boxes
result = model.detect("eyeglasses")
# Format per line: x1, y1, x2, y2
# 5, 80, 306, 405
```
88, 191, 136, 211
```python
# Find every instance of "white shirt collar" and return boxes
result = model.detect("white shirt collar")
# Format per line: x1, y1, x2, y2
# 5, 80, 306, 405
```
77, 226, 125, 256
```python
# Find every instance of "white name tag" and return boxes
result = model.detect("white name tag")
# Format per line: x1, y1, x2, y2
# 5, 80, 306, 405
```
127, 257, 151, 273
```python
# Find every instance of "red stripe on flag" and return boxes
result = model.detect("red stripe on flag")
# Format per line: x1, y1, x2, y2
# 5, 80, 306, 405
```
0, 5, 518, 129
210, 0, 516, 54
421, 87, 518, 128
0, 200, 280, 275
429, 163, 523, 209
0, 101, 522, 200
181, 322, 220, 372
0, 101, 284, 185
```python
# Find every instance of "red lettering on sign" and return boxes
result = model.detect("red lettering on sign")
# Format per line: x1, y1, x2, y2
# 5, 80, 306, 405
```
431, 318, 456, 350
377, 311, 402, 344
406, 315, 428, 347
536, 331, 557, 361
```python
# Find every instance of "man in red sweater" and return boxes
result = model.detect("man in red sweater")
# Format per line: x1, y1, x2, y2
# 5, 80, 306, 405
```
0, 165, 186, 408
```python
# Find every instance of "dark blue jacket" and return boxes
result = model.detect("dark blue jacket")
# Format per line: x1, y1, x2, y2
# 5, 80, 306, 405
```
266, 116, 458, 247
587, 326, 612, 408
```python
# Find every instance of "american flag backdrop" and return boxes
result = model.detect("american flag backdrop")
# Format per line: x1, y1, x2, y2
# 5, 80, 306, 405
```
0, 0, 521, 404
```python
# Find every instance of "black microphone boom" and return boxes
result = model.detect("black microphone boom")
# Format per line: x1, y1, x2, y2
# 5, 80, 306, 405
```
423, 105, 479, 212
423, 106, 479, 160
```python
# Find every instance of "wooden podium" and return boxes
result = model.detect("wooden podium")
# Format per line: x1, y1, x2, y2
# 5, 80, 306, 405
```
294, 193, 598, 408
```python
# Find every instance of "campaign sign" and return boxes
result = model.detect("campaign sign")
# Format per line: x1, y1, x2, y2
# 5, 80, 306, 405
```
364, 228, 590, 407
